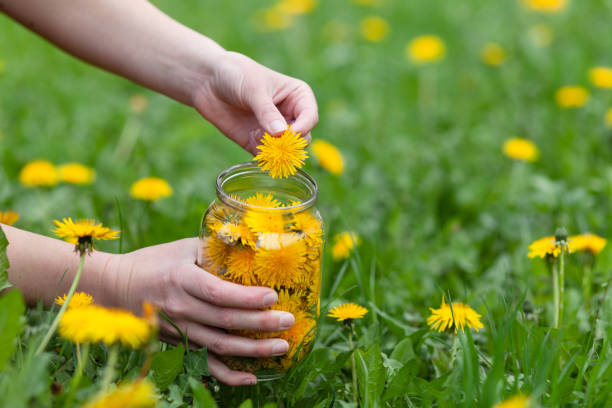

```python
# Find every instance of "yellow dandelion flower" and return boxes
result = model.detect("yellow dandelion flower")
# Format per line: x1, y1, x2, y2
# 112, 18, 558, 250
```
130, 177, 173, 201
311, 139, 344, 175
59, 304, 153, 348
555, 86, 589, 108
528, 24, 553, 47
255, 127, 309, 179
493, 394, 531, 408
332, 231, 360, 261
55, 292, 94, 309
481, 43, 507, 66
406, 35, 445, 64
360, 16, 389, 43
328, 302, 368, 322
129, 94, 149, 113
255, 238, 307, 288
0, 210, 19, 226
588, 66, 612, 89
522, 0, 567, 12
503, 138, 539, 162
202, 235, 231, 274
58, 163, 95, 185
256, 6, 294, 33
142, 302, 159, 329
427, 297, 484, 333
570, 233, 607, 255
270, 288, 306, 315
19, 160, 59, 187
244, 210, 287, 236
244, 193, 282, 208
226, 246, 258, 285
528, 235, 574, 258
278, 0, 317, 15
84, 379, 158, 408
213, 219, 257, 248
606, 108, 612, 128
53, 218, 119, 251
279, 311, 316, 370
289, 210, 323, 247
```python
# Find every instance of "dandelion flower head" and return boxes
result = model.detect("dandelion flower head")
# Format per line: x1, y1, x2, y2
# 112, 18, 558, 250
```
0, 210, 19, 226
493, 394, 531, 408
407, 35, 446, 64
589, 66, 612, 89
59, 304, 153, 348
328, 302, 368, 322
53, 218, 119, 251
332, 231, 360, 261
427, 297, 484, 333
277, 0, 317, 15
130, 177, 173, 201
58, 163, 95, 185
528, 235, 574, 258
244, 193, 282, 208
83, 379, 158, 408
255, 127, 309, 179
570, 233, 607, 255
481, 43, 507, 66
360, 16, 389, 43
555, 86, 589, 108
503, 138, 539, 162
226, 246, 258, 285
522, 0, 567, 12
255, 238, 307, 288
311, 139, 345, 175
19, 160, 59, 187
55, 292, 94, 309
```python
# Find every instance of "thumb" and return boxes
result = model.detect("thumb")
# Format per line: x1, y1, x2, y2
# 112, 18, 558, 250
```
249, 92, 287, 136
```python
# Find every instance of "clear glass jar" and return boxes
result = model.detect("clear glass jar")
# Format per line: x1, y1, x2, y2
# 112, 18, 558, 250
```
199, 161, 323, 380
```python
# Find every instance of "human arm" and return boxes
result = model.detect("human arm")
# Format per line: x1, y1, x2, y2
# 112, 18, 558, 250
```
1, 224, 294, 386
1, 0, 318, 154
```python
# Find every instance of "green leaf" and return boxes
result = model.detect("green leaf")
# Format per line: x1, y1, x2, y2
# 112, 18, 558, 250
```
0, 227, 12, 292
355, 344, 385, 408
185, 346, 209, 377
0, 290, 25, 370
383, 363, 413, 401
189, 377, 217, 408
150, 343, 184, 391
389, 338, 415, 364
238, 399, 253, 408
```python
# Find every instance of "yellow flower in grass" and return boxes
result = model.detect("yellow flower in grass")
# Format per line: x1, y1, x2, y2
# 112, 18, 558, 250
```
528, 235, 574, 258
332, 231, 360, 261
522, 0, 567, 12
55, 292, 94, 309
311, 139, 344, 175
494, 394, 531, 408
58, 163, 95, 185
59, 304, 153, 348
256, 6, 294, 32
589, 67, 612, 89
360, 16, 389, 43
606, 108, 612, 128
130, 177, 172, 201
255, 127, 309, 179
481, 43, 507, 66
278, 0, 317, 15
19, 160, 59, 187
427, 297, 483, 333
53, 217, 119, 253
226, 246, 258, 285
255, 237, 307, 288
570, 233, 607, 255
528, 24, 553, 47
503, 138, 539, 162
328, 302, 368, 322
0, 210, 19, 226
407, 35, 445, 64
84, 379, 158, 408
555, 86, 589, 108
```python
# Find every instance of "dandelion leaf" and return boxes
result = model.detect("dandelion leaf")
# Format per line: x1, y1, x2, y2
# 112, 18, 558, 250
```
151, 343, 184, 391
185, 346, 209, 377
0, 290, 25, 371
0, 227, 11, 292
189, 377, 218, 408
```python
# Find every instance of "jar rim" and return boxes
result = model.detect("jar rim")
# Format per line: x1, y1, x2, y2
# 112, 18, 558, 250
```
215, 161, 318, 212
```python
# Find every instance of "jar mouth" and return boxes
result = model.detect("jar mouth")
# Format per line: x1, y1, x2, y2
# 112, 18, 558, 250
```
216, 161, 318, 212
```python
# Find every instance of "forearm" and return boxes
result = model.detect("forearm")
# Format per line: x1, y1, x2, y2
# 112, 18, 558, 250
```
1, 224, 118, 307
1, 0, 225, 105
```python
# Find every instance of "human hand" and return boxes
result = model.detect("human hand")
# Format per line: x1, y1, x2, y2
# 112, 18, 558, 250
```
107, 238, 295, 386
192, 51, 319, 155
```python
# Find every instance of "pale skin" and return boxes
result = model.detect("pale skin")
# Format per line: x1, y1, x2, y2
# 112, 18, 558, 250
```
0, 0, 318, 386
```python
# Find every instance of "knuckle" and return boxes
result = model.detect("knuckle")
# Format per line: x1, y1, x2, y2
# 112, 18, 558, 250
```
163, 299, 185, 319
254, 341, 271, 358
218, 310, 236, 330
206, 283, 225, 305
211, 336, 230, 355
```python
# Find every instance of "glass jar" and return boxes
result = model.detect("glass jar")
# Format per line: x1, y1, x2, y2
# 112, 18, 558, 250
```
199, 161, 323, 380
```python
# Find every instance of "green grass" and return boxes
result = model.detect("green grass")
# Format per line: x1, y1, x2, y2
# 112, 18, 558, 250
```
1, 0, 612, 406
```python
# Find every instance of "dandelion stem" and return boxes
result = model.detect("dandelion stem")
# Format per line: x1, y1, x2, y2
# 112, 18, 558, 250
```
63, 343, 89, 408
100, 344, 120, 391
552, 258, 560, 329
36, 251, 86, 355
559, 248, 565, 327
347, 327, 358, 404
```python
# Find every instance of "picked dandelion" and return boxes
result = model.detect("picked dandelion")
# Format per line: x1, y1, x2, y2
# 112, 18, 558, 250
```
254, 126, 309, 179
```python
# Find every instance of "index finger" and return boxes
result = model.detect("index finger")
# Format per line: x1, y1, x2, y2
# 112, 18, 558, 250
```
183, 264, 278, 309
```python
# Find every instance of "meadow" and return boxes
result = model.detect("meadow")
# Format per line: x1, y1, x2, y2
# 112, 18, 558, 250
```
1, 0, 612, 406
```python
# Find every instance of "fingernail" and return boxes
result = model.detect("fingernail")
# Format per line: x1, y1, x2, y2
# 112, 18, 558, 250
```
242, 377, 257, 386
269, 120, 286, 135
262, 293, 278, 307
279, 313, 295, 330
272, 340, 289, 356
